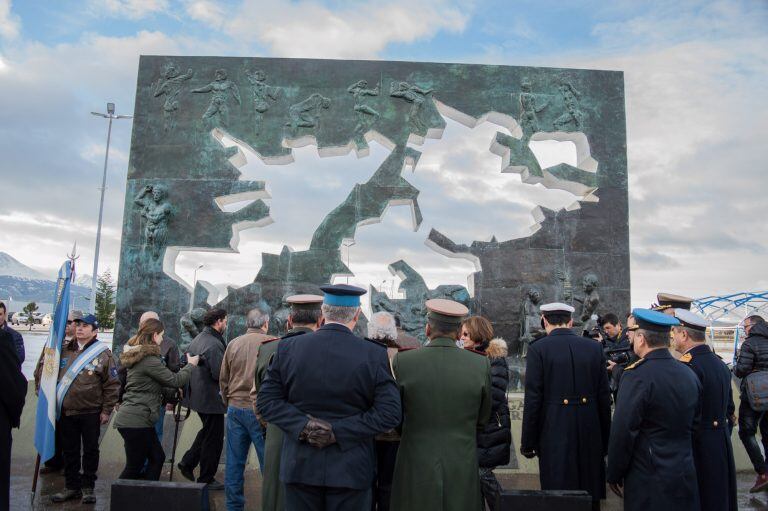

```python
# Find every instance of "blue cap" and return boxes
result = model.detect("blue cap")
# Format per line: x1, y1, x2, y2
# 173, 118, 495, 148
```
632, 308, 679, 332
320, 284, 366, 307
76, 313, 100, 329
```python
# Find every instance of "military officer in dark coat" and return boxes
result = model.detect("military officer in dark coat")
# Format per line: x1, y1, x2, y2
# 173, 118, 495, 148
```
257, 284, 402, 511
521, 302, 611, 510
672, 308, 737, 511
252, 294, 324, 511
607, 308, 702, 511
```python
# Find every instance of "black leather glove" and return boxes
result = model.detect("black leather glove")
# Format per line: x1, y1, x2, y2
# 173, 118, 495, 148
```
300, 417, 336, 449
521, 447, 537, 459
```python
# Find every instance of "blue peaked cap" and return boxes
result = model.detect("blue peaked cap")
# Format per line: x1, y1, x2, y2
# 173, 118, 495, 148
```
320, 284, 366, 307
632, 308, 680, 332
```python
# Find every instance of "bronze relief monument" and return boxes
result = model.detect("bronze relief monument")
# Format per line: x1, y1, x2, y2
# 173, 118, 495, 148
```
115, 57, 629, 389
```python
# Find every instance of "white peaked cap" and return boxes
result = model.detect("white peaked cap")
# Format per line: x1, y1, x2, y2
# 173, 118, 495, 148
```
540, 302, 575, 314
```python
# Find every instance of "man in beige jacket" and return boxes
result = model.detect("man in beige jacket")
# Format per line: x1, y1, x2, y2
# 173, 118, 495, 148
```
220, 304, 274, 511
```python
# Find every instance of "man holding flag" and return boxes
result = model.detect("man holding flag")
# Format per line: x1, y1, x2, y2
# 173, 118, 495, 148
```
49, 314, 120, 505
34, 258, 121, 506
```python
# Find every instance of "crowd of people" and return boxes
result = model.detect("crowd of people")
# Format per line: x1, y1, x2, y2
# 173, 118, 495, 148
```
0, 289, 766, 510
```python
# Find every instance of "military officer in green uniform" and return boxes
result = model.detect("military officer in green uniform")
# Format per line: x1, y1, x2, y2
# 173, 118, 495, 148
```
390, 299, 491, 511
251, 294, 323, 511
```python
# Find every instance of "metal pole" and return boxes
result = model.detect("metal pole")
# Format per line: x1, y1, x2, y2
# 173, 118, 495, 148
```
89, 115, 113, 314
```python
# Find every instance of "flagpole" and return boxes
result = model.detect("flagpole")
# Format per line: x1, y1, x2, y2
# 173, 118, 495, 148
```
30, 455, 41, 508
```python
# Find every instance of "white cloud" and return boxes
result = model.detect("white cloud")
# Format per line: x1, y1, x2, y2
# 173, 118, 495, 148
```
0, 0, 20, 40
184, 0, 227, 28
89, 0, 170, 19
222, 0, 472, 58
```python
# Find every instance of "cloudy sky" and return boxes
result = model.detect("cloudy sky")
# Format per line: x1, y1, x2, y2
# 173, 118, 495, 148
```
0, 0, 765, 311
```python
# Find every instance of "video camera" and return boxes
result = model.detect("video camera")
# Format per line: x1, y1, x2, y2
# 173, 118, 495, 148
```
605, 346, 632, 367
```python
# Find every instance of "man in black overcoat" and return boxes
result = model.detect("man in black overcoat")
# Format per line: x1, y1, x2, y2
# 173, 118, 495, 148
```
0, 328, 27, 511
607, 308, 702, 511
257, 284, 401, 511
672, 308, 737, 511
521, 302, 611, 511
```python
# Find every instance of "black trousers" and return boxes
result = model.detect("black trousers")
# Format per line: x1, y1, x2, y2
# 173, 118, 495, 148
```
118, 427, 166, 481
180, 412, 224, 483
739, 400, 768, 473
372, 441, 398, 511
285, 483, 371, 511
0, 415, 11, 511
479, 467, 502, 511
44, 421, 64, 469
60, 413, 100, 490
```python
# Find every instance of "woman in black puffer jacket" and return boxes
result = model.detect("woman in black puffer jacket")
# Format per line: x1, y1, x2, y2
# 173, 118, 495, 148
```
461, 317, 512, 511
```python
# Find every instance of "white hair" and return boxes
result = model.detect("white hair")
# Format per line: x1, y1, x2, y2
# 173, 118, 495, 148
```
367, 311, 397, 341
246, 305, 270, 329
321, 303, 358, 324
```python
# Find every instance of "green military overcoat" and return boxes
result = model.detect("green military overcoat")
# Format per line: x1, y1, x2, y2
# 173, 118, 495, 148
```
390, 337, 492, 511
253, 327, 312, 511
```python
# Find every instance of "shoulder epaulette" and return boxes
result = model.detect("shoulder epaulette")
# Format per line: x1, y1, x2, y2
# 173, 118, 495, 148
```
679, 353, 692, 363
624, 358, 646, 371
262, 337, 280, 345
466, 348, 486, 356
398, 346, 417, 352
364, 337, 387, 348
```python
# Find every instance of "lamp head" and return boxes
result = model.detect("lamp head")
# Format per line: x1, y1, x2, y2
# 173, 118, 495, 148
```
107, 102, 115, 115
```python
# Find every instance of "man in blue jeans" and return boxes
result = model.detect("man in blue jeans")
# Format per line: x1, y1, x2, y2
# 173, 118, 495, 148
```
219, 305, 272, 509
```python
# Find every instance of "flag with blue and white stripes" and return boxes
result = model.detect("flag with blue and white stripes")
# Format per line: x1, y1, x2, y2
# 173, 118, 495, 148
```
34, 259, 73, 462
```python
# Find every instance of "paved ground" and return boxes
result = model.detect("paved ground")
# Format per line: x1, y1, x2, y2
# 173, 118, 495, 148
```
11, 458, 768, 510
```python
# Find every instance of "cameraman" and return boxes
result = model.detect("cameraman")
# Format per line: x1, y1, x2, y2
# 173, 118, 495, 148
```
599, 312, 637, 400
608, 313, 639, 399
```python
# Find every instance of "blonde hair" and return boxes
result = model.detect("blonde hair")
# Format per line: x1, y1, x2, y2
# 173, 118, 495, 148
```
127, 318, 164, 347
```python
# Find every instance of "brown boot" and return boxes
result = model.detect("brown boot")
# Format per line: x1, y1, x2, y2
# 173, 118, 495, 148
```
750, 473, 768, 493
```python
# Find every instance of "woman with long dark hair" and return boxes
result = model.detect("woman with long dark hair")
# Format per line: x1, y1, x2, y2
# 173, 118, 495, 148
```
114, 318, 199, 480
461, 316, 511, 511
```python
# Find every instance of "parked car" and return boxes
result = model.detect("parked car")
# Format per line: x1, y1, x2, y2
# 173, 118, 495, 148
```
12, 313, 28, 325
41, 313, 53, 326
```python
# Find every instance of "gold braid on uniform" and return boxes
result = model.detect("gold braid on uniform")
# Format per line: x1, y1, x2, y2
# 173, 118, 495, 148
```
624, 358, 646, 371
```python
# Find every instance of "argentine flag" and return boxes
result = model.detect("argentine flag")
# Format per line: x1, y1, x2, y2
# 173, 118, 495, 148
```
34, 260, 73, 462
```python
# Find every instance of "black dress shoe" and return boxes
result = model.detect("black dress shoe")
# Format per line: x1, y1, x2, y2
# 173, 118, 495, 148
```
177, 463, 195, 482
204, 480, 224, 490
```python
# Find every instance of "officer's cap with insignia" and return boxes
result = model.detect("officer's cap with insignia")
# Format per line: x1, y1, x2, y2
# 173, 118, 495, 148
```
286, 294, 324, 312
539, 302, 575, 315
673, 308, 709, 332
425, 298, 468, 325
319, 284, 366, 307
632, 308, 680, 332
653, 292, 694, 312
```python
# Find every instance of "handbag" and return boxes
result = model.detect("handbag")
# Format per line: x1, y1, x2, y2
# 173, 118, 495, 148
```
745, 371, 768, 411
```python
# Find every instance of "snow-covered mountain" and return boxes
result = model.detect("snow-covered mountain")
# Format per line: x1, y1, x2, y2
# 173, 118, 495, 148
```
0, 252, 50, 280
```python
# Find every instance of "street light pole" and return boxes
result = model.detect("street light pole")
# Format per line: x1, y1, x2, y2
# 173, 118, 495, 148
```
89, 103, 131, 313
190, 264, 204, 311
